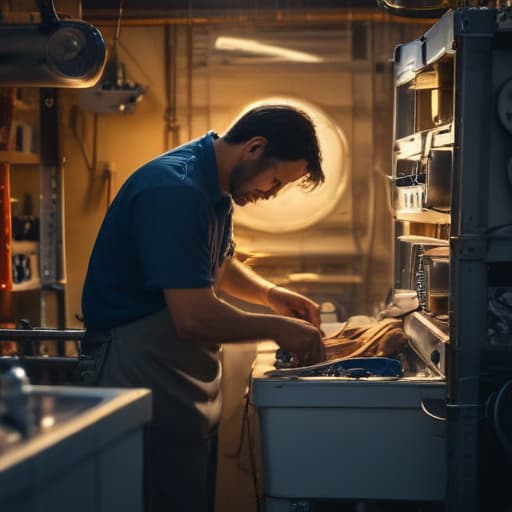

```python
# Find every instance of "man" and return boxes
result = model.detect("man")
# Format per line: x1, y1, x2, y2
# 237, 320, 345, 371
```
80, 105, 325, 512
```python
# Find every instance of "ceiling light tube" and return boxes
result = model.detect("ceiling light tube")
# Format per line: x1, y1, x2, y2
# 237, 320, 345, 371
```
214, 36, 323, 63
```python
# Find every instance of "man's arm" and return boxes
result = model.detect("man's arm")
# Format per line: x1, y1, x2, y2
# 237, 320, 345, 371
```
216, 256, 274, 307
217, 257, 321, 328
164, 286, 323, 365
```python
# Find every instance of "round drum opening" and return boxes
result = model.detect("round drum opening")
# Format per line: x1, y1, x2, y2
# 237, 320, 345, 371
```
230, 97, 349, 233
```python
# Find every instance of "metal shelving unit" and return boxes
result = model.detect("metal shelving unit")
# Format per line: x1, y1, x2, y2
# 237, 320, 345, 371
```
393, 8, 512, 511
0, 87, 66, 342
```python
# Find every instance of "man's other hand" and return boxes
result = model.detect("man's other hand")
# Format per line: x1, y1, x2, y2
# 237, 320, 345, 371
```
266, 286, 321, 329
274, 317, 324, 366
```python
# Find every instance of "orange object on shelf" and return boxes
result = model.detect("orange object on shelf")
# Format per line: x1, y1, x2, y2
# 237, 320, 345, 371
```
0, 162, 12, 291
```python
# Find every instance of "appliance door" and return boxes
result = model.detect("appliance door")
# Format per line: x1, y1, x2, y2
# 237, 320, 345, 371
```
422, 248, 450, 315
376, 0, 451, 18
396, 235, 448, 291
425, 148, 452, 209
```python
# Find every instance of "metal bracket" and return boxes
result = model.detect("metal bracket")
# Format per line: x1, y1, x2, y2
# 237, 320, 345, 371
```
450, 235, 487, 261
289, 501, 312, 512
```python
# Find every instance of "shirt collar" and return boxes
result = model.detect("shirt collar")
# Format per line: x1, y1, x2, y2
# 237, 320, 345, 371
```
201, 130, 228, 203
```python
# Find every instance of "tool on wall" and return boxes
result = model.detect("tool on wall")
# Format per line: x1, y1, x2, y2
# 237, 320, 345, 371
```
80, 0, 144, 113
0, 0, 106, 87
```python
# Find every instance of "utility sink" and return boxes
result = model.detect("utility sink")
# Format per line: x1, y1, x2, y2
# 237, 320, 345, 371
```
0, 385, 152, 512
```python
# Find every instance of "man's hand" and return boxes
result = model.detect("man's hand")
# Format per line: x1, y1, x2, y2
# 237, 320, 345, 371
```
274, 317, 324, 366
266, 286, 321, 329
163, 286, 324, 365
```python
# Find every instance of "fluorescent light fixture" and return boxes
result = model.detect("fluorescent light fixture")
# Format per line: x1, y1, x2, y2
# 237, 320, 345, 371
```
214, 36, 323, 63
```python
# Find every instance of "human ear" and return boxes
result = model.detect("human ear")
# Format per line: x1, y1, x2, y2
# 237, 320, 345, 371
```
245, 136, 267, 159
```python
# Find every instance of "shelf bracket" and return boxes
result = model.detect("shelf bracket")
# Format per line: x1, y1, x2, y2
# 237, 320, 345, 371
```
450, 235, 487, 261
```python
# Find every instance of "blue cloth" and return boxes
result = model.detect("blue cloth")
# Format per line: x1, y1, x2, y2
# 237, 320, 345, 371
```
82, 132, 233, 331
274, 351, 403, 378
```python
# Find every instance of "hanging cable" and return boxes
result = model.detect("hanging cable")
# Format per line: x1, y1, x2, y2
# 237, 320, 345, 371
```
70, 106, 97, 174
111, 0, 125, 88
163, 24, 180, 151
223, 364, 262, 512
244, 369, 262, 512
114, 0, 124, 48
110, 0, 124, 68
117, 40, 154, 85
186, 0, 193, 140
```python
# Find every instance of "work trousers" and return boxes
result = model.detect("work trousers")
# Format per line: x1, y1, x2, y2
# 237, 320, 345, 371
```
143, 424, 218, 512
79, 309, 222, 512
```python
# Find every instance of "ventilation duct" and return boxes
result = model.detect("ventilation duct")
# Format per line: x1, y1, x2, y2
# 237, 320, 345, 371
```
0, 0, 106, 88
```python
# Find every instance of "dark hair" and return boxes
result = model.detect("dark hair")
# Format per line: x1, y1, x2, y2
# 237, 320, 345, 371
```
223, 105, 324, 189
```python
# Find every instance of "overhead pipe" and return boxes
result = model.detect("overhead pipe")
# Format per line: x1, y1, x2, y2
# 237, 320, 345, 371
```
163, 24, 180, 151
85, 9, 439, 27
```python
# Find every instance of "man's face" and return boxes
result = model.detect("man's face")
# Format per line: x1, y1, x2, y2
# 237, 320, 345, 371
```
230, 157, 308, 207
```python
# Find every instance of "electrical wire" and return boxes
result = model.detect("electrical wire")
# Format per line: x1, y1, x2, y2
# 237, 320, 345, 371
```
70, 106, 97, 174
109, 1, 153, 91
493, 379, 512, 458
70, 108, 113, 213
224, 364, 262, 512
244, 369, 262, 512
117, 40, 154, 85
420, 399, 446, 421
114, 0, 124, 49
108, 0, 125, 87
486, 223, 512, 235
105, 165, 112, 210
224, 377, 251, 471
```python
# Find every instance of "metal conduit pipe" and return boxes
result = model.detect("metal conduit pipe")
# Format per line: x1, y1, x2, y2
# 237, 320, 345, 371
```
86, 10, 438, 27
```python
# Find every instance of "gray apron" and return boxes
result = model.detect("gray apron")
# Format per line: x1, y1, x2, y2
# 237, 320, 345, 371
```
78, 308, 222, 511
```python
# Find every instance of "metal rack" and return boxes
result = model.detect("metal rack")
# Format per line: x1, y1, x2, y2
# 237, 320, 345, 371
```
0, 328, 83, 384
393, 8, 512, 511
0, 86, 66, 329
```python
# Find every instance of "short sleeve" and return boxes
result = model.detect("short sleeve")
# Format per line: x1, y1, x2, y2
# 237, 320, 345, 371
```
130, 186, 213, 289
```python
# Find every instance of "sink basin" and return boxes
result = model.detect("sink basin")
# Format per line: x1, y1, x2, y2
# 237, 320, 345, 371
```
0, 385, 152, 512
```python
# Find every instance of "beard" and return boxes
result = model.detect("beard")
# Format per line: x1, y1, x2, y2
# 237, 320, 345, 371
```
229, 157, 272, 205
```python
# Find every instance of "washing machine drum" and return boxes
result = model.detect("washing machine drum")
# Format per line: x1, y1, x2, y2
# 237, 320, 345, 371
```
232, 98, 348, 233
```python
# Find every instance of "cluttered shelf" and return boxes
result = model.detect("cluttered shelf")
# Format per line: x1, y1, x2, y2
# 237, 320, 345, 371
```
0, 151, 40, 165
395, 209, 450, 224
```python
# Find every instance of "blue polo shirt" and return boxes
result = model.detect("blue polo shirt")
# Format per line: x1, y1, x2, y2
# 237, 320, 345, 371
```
81, 132, 233, 331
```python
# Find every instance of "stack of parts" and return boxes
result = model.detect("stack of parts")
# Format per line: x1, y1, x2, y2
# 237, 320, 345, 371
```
266, 356, 404, 378
322, 316, 410, 361
273, 316, 411, 375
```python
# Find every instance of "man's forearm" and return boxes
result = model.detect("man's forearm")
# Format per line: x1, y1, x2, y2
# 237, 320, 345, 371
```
217, 257, 275, 307
166, 290, 283, 345
164, 287, 323, 363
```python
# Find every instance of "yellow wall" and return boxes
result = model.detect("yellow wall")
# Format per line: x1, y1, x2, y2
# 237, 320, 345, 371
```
60, 25, 183, 327
60, 22, 379, 326
54, 16, 428, 512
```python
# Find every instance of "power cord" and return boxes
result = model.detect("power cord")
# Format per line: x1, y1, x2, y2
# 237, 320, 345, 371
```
225, 371, 251, 473
244, 372, 262, 512
486, 223, 512, 235
224, 364, 262, 512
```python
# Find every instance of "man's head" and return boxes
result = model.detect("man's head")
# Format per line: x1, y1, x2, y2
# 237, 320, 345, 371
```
222, 105, 324, 206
